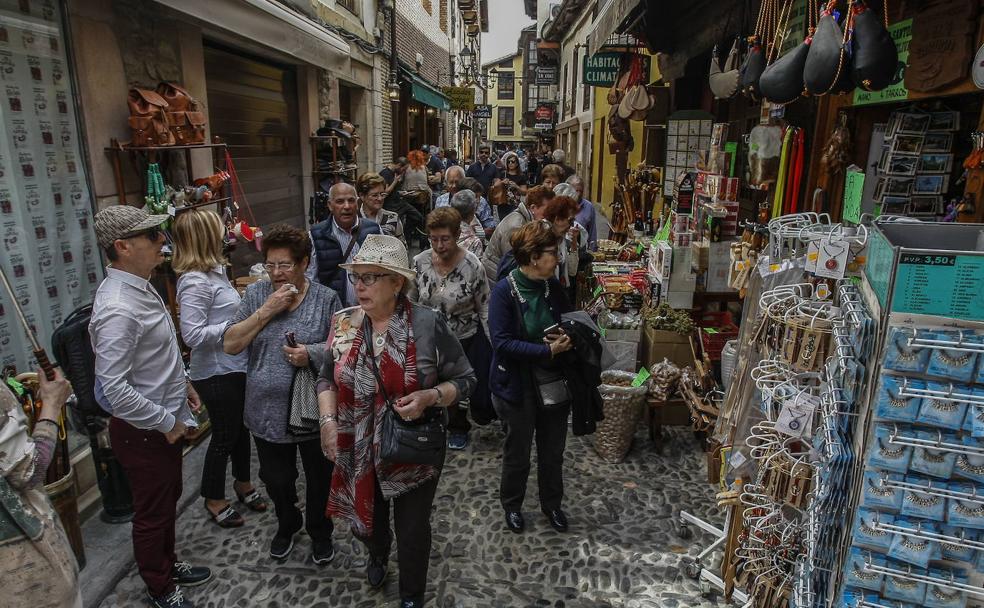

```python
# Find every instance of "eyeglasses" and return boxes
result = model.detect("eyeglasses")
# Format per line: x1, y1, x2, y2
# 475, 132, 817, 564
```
428, 235, 454, 245
263, 262, 296, 272
347, 271, 392, 286
366, 192, 386, 200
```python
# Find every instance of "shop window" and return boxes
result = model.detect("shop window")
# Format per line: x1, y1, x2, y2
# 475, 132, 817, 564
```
498, 71, 515, 100
498, 107, 514, 136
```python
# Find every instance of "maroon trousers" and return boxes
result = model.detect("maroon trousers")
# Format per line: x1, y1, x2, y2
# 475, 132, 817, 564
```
110, 417, 183, 597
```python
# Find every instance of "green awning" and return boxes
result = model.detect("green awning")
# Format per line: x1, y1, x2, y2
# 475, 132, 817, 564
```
401, 68, 450, 111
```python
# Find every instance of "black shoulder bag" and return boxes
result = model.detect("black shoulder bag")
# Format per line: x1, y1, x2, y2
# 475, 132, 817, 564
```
365, 322, 445, 466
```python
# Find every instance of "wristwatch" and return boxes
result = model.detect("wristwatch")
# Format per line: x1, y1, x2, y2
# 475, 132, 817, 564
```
432, 386, 444, 407
319, 414, 337, 427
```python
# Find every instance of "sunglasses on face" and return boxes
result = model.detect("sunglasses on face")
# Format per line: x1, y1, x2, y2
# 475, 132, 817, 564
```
125, 227, 162, 242
347, 271, 392, 286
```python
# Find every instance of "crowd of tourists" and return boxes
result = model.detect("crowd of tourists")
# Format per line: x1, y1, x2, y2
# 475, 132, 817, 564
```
1, 145, 603, 608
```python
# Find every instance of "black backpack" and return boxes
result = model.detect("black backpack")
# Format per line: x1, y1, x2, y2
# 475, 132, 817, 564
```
51, 304, 107, 418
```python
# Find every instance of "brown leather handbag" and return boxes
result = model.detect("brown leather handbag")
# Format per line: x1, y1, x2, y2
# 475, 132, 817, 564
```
155, 82, 206, 145
127, 88, 173, 147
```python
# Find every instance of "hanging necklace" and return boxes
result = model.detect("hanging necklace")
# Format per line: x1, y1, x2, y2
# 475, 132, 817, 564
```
956, 454, 984, 475
937, 349, 972, 367
893, 338, 919, 362
821, 240, 847, 271
905, 492, 941, 508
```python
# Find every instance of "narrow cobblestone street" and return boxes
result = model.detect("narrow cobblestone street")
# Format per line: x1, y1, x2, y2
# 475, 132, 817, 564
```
97, 425, 723, 608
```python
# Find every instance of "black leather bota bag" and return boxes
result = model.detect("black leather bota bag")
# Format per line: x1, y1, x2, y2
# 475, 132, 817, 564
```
739, 42, 767, 98
760, 40, 810, 104
804, 11, 852, 95
851, 4, 898, 91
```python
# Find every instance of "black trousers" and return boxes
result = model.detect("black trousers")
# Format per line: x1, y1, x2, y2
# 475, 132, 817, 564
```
193, 373, 251, 501
492, 391, 569, 512
363, 474, 441, 603
253, 436, 334, 542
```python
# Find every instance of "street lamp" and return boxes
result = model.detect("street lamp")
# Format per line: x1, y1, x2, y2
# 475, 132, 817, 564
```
459, 45, 475, 72
387, 74, 401, 100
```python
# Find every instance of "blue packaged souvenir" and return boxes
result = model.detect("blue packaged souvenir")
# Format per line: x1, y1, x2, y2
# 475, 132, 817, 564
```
853, 509, 894, 553
916, 382, 969, 431
869, 424, 913, 474
969, 390, 984, 439
953, 436, 984, 484
927, 330, 978, 383
875, 375, 923, 423
909, 430, 957, 479
862, 470, 905, 512
901, 475, 947, 521
888, 518, 939, 568
923, 567, 969, 608
883, 565, 928, 605
939, 525, 977, 563
884, 327, 931, 373
843, 548, 885, 591
945, 482, 984, 530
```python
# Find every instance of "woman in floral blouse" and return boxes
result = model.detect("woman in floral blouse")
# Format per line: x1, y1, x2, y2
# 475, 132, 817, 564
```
410, 207, 491, 450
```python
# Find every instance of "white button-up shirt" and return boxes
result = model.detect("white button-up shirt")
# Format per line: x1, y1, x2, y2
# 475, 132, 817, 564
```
176, 266, 248, 381
90, 267, 194, 433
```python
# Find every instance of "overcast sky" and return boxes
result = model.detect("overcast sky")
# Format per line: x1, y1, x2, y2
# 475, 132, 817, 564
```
480, 0, 535, 64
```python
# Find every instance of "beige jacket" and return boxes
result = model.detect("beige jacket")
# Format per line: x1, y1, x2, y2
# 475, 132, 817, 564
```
0, 387, 81, 608
481, 203, 533, 281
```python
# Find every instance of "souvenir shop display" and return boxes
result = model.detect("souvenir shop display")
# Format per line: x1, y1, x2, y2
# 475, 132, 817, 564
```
695, 215, 984, 607
871, 107, 961, 218
594, 370, 650, 464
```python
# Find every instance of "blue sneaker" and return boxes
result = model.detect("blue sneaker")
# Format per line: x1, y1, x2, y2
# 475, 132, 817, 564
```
447, 432, 468, 450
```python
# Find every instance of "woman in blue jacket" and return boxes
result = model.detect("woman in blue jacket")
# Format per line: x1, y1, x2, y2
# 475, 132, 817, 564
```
488, 221, 574, 534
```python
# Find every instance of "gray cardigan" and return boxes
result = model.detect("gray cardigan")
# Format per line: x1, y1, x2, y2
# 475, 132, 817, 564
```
481, 202, 532, 281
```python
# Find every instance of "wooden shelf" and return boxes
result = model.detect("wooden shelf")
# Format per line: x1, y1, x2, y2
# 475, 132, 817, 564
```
174, 196, 232, 213
104, 142, 228, 153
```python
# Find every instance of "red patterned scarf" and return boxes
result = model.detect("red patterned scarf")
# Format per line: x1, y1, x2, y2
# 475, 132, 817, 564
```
327, 297, 436, 537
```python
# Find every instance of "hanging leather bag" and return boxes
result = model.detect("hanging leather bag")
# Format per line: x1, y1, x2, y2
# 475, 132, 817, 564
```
804, 3, 853, 95
155, 82, 206, 145
709, 41, 741, 99
850, 0, 898, 92
760, 39, 810, 105
127, 88, 173, 147
739, 40, 767, 99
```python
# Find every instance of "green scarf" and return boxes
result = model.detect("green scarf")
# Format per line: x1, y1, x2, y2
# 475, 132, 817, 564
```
510, 269, 554, 341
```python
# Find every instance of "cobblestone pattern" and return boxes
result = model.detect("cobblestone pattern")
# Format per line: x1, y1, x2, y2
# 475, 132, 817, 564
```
97, 425, 724, 607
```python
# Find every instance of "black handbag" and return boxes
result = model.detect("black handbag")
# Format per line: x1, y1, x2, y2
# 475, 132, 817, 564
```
531, 364, 573, 411
366, 333, 445, 466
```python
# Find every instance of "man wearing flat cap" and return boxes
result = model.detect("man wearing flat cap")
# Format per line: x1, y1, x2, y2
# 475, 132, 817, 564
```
89, 205, 212, 608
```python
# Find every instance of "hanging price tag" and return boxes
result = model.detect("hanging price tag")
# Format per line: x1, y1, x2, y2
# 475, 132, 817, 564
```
636, 242, 644, 254
167, 205, 176, 217
630, 366, 652, 387
599, 327, 607, 338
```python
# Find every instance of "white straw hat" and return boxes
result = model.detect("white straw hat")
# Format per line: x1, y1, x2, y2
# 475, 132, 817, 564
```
340, 233, 416, 281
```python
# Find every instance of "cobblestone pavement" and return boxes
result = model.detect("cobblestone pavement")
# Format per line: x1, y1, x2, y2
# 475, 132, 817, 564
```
98, 423, 726, 608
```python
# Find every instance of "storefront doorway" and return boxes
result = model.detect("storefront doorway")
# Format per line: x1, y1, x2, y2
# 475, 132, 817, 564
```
203, 44, 303, 227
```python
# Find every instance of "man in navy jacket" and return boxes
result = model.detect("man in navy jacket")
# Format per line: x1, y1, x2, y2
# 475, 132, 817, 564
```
305, 183, 380, 306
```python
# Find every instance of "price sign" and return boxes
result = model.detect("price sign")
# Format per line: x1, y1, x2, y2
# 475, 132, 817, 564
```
631, 366, 652, 388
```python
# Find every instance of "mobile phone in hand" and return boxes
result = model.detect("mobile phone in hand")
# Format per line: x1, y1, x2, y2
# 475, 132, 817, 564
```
543, 323, 564, 338
285, 331, 298, 347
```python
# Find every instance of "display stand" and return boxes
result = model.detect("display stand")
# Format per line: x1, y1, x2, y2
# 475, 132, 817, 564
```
677, 509, 751, 606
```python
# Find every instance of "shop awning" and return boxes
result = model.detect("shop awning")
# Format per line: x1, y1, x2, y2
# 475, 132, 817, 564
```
401, 68, 450, 111
155, 0, 350, 70
589, 0, 646, 56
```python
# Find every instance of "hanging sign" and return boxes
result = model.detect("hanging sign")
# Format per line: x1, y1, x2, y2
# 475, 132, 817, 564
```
853, 20, 912, 106
842, 170, 865, 224
472, 104, 492, 119
583, 52, 651, 87
534, 104, 555, 130
442, 86, 476, 111
535, 65, 558, 85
